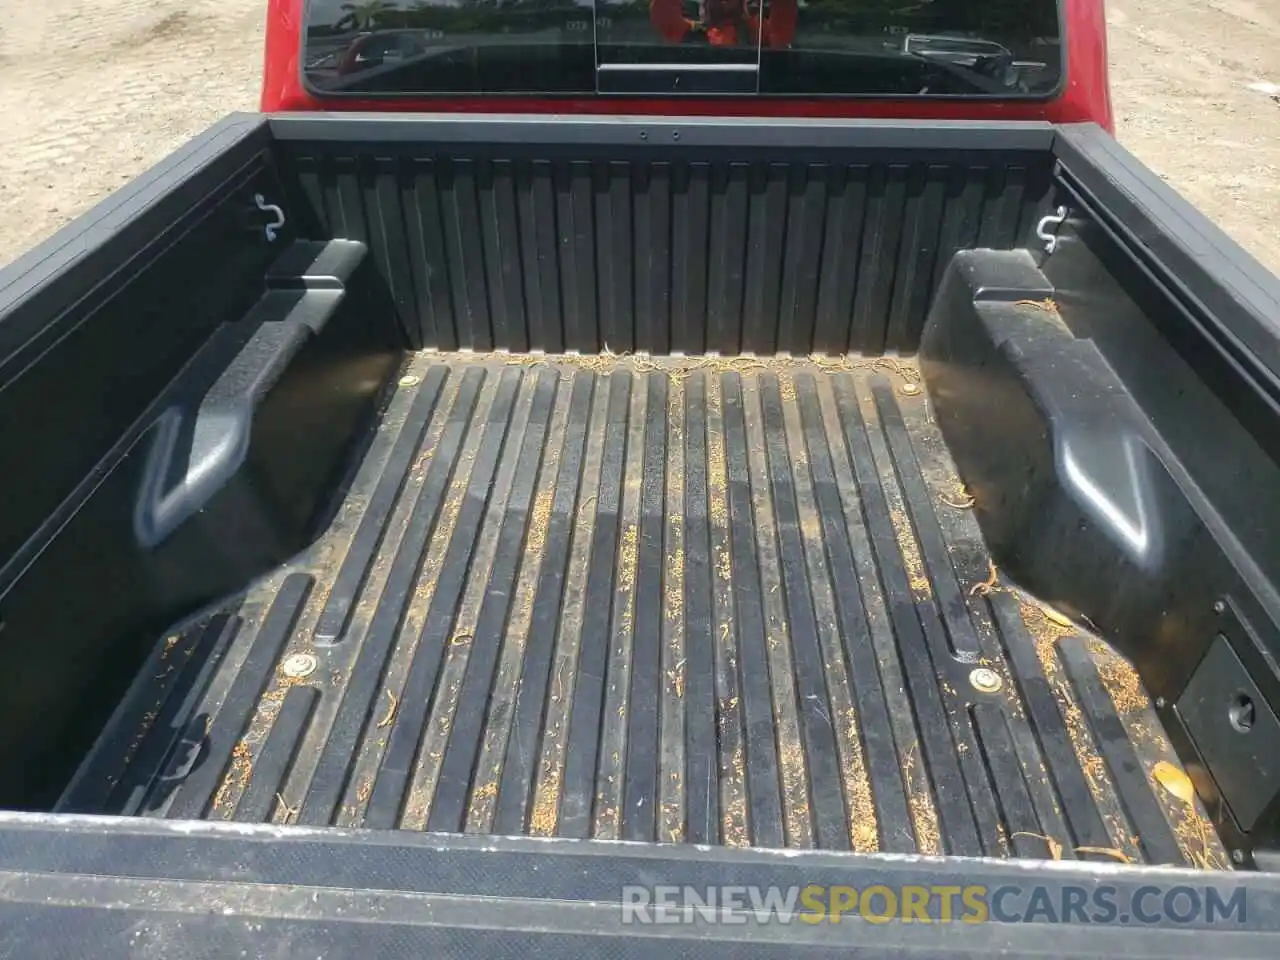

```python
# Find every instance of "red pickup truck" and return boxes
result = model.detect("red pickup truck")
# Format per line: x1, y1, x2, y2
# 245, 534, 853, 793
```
2, 0, 1280, 956
267, 0, 1113, 127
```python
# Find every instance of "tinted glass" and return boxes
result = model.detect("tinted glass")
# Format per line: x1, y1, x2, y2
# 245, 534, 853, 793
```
759, 0, 1062, 96
597, 0, 758, 67
303, 0, 597, 94
302, 0, 1062, 97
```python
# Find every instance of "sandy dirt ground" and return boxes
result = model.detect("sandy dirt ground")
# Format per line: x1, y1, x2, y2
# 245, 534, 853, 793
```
0, 0, 1277, 274
0, 1, 264, 265
1109, 0, 1280, 274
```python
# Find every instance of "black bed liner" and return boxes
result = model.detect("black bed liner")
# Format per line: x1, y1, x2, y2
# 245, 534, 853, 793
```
2, 812, 1276, 958
63, 353, 1226, 867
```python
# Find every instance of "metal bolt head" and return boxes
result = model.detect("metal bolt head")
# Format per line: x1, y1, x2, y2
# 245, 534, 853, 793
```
399, 374, 421, 388
281, 653, 318, 679
1232, 849, 1246, 865
1213, 600, 1227, 615
899, 382, 923, 397
969, 667, 1003, 694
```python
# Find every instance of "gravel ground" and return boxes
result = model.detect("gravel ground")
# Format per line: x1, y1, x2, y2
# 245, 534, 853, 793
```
1, 0, 1278, 275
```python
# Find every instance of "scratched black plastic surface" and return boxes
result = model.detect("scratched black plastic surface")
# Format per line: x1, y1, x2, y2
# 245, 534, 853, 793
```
62, 356, 1214, 865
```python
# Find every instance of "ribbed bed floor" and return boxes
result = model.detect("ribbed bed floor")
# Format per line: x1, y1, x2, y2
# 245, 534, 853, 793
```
64, 352, 1228, 867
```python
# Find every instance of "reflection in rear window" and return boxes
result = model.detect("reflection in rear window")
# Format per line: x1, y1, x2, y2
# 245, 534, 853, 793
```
303, 0, 598, 94
302, 0, 1062, 98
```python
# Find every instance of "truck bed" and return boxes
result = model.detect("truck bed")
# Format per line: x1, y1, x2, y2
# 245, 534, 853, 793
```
12, 111, 1280, 954
64, 352, 1226, 867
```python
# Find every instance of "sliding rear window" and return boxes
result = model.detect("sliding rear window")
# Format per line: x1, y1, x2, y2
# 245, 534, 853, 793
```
301, 0, 1063, 98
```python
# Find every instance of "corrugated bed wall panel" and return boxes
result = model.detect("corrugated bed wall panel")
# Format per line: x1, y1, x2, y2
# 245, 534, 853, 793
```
284, 148, 1053, 356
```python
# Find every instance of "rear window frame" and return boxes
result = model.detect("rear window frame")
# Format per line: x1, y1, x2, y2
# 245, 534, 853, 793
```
298, 0, 1069, 104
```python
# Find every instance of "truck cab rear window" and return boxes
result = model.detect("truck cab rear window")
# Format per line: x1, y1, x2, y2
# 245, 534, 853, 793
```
302, 0, 1062, 98
303, 0, 598, 94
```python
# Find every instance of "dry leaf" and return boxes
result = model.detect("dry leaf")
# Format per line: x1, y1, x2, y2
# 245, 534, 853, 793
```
1041, 605, 1074, 627
1013, 831, 1064, 860
1074, 846, 1133, 863
1153, 761, 1196, 805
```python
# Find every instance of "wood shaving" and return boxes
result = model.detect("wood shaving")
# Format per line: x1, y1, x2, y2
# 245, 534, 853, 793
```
1013, 831, 1064, 861
1014, 298, 1059, 312
530, 764, 562, 836
275, 792, 300, 824
667, 658, 687, 699
968, 559, 1000, 597
868, 356, 924, 384
1096, 650, 1148, 716
494, 350, 925, 386
376, 688, 399, 729
213, 741, 254, 812
1075, 846, 1133, 863
889, 506, 931, 597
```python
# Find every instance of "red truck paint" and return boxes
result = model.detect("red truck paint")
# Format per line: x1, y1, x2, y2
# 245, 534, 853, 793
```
260, 0, 1114, 132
